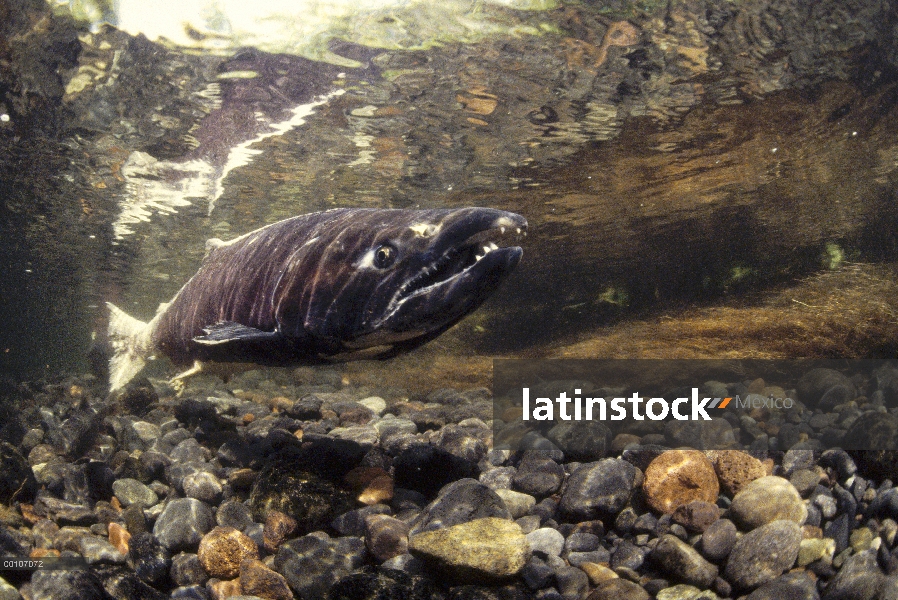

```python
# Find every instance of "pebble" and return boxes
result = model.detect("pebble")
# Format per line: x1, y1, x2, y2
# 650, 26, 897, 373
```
724, 520, 802, 590
558, 458, 637, 521
706, 450, 767, 496
495, 489, 536, 519
409, 479, 510, 535
329, 566, 435, 598
650, 534, 718, 588
479, 465, 515, 490
849, 526, 875, 553
107, 522, 131, 555
564, 532, 600, 553
521, 555, 554, 589
409, 517, 530, 580
29, 570, 108, 600
556, 563, 589, 599
512, 451, 565, 497
729, 476, 808, 530
671, 500, 720, 533
584, 579, 651, 600
744, 571, 819, 600
262, 510, 297, 553
579, 562, 617, 585
823, 549, 887, 599
797, 537, 835, 567
111, 478, 159, 508
842, 413, 898, 480
182, 471, 223, 504
239, 558, 293, 600
783, 448, 816, 474
364, 514, 409, 561
358, 396, 387, 415
128, 531, 171, 585
275, 532, 366, 598
216, 500, 254, 531
790, 468, 823, 497
0, 577, 18, 600
170, 552, 208, 587
153, 498, 215, 552
610, 539, 646, 571
79, 535, 126, 564
819, 448, 858, 480
643, 450, 719, 514
797, 368, 856, 406
197, 525, 259, 579
526, 527, 565, 558
248, 459, 355, 533
546, 420, 613, 461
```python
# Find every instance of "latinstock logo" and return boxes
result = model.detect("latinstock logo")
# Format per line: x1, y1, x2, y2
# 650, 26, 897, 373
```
521, 387, 739, 422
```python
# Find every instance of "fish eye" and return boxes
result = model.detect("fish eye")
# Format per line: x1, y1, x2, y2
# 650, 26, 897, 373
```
373, 244, 397, 269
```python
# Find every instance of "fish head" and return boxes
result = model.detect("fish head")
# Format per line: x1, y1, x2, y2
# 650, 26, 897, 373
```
278, 207, 526, 355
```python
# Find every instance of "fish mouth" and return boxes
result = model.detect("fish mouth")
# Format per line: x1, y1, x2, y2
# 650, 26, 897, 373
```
377, 210, 527, 331
396, 216, 527, 303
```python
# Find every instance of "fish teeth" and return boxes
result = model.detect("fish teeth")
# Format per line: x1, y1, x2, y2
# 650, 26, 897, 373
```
500, 226, 506, 234
488, 242, 499, 250
482, 245, 491, 254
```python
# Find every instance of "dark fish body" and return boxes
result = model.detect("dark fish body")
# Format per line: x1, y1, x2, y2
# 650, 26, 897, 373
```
107, 207, 526, 389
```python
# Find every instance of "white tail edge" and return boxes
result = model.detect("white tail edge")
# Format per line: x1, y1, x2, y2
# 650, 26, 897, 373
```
106, 302, 152, 392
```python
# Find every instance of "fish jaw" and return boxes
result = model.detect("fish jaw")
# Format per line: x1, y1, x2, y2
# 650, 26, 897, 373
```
369, 209, 527, 337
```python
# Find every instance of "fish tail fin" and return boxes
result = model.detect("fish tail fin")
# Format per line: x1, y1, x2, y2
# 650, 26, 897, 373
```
106, 302, 151, 392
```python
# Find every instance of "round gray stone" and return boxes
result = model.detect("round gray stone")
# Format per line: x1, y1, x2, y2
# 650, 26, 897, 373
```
724, 520, 802, 590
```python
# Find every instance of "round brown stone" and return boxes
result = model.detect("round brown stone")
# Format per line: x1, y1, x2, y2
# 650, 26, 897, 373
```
197, 526, 259, 579
643, 449, 719, 514
262, 510, 298, 553
706, 449, 767, 496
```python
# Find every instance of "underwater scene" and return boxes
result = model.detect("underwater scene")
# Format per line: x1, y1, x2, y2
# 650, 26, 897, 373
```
1, 0, 898, 598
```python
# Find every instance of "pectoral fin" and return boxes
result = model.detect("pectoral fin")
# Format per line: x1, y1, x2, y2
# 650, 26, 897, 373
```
193, 322, 279, 345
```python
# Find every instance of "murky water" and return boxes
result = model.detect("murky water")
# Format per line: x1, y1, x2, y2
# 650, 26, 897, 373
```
2, 0, 898, 387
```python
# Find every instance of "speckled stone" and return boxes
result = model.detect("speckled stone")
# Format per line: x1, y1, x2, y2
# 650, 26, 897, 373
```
643, 450, 719, 514
262, 510, 297, 553
197, 526, 259, 579
706, 450, 767, 496
239, 558, 293, 600
182, 471, 223, 504
724, 520, 802, 590
729, 476, 807, 530
797, 537, 835, 567
558, 458, 638, 521
823, 550, 887, 600
650, 534, 718, 588
408, 517, 530, 580
700, 519, 738, 561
